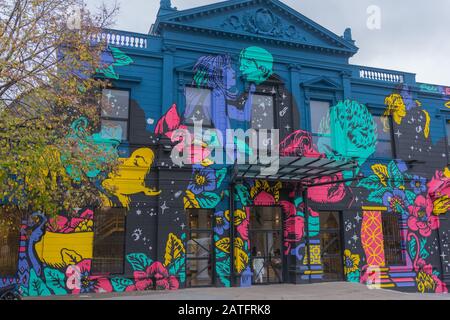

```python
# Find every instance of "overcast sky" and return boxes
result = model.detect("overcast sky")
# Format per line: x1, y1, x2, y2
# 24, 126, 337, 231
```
86, 0, 450, 86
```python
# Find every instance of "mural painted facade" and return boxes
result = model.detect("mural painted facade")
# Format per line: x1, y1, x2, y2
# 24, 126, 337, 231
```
1, 0, 450, 296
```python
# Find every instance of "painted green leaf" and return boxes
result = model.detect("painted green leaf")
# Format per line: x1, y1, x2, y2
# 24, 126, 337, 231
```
408, 237, 417, 260
110, 47, 134, 67
388, 161, 404, 188
126, 253, 153, 271
111, 278, 134, 292
357, 175, 383, 191
97, 65, 119, 79
216, 257, 231, 287
420, 238, 430, 260
405, 190, 417, 206
367, 187, 389, 204
197, 192, 221, 209
20, 286, 29, 297
346, 270, 360, 283
215, 248, 228, 260
216, 168, 227, 188
234, 185, 251, 206
167, 257, 186, 283
29, 269, 51, 297
44, 268, 67, 295
308, 216, 320, 237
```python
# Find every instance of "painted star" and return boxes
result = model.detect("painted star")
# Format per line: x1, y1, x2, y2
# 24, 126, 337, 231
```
394, 130, 402, 138
160, 201, 169, 214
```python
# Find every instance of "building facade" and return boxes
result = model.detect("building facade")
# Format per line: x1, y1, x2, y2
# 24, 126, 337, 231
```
1, 0, 450, 296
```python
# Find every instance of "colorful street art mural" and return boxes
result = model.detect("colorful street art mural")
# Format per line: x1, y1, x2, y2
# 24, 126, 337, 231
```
1, 1, 450, 297
4, 207, 185, 296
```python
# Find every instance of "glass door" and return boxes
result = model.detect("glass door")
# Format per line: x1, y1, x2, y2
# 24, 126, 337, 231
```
248, 206, 283, 284
186, 209, 214, 287
320, 211, 344, 281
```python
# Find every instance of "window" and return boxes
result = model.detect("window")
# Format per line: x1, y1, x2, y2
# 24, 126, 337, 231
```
0, 208, 20, 275
249, 206, 281, 230
101, 89, 130, 141
186, 209, 213, 230
251, 94, 274, 130
184, 87, 212, 127
310, 100, 331, 146
185, 209, 214, 287
91, 207, 126, 274
382, 214, 404, 265
372, 115, 394, 158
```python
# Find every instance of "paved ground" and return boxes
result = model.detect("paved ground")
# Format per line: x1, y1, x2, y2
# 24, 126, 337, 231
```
26, 282, 450, 300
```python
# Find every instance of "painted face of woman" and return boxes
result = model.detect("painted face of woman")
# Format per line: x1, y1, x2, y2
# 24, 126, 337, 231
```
225, 64, 236, 89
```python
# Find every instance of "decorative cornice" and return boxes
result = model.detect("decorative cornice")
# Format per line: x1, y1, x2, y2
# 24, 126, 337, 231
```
154, 0, 358, 55
158, 21, 356, 57
220, 9, 308, 42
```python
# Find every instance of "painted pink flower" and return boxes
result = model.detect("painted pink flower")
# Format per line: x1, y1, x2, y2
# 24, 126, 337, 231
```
48, 216, 72, 233
428, 170, 450, 202
237, 213, 249, 244
48, 210, 94, 233
308, 173, 347, 204
155, 104, 212, 164
126, 261, 178, 292
148, 261, 169, 280
427, 169, 450, 216
407, 195, 439, 237
253, 191, 275, 206
65, 260, 112, 294
280, 130, 324, 158
280, 200, 305, 254
155, 104, 187, 140
433, 275, 449, 294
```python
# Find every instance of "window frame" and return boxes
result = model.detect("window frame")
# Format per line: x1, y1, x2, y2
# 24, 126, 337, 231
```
100, 88, 131, 142
184, 208, 216, 288
370, 111, 396, 160
183, 85, 214, 129
308, 99, 333, 148
381, 213, 405, 266
91, 206, 127, 276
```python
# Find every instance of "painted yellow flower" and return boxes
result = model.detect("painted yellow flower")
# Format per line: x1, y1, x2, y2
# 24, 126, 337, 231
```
343, 250, 360, 275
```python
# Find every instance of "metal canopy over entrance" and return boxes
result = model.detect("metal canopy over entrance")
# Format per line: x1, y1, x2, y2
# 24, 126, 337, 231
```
228, 155, 360, 287
232, 156, 359, 186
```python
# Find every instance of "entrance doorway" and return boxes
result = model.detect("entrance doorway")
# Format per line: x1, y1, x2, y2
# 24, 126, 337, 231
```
320, 211, 344, 281
185, 209, 214, 287
248, 206, 284, 285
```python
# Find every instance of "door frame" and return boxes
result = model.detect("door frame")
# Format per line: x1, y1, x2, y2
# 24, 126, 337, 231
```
245, 205, 286, 285
318, 210, 345, 282
185, 209, 216, 288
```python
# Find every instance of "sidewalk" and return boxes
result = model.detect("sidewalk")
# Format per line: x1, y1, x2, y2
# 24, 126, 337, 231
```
25, 282, 450, 300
